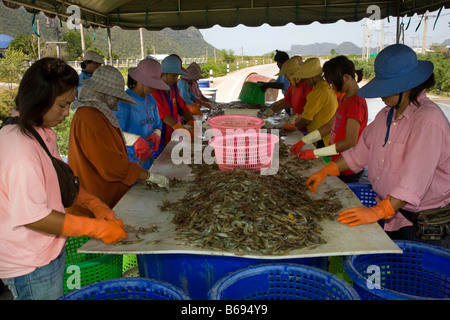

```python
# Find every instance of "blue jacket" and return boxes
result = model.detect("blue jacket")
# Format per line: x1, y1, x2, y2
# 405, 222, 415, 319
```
115, 89, 162, 169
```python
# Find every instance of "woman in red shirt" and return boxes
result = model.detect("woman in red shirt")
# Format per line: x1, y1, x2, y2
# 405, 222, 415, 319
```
290, 55, 368, 182
151, 55, 196, 148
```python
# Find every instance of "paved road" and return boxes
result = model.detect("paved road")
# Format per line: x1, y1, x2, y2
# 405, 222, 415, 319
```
211, 64, 280, 103
209, 65, 450, 123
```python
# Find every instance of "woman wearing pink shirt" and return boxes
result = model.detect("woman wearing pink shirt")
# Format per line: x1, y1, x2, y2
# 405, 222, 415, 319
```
306, 44, 449, 248
0, 58, 127, 300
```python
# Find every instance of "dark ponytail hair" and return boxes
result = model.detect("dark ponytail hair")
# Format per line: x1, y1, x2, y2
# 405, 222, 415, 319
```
323, 55, 363, 91
409, 73, 435, 106
15, 57, 79, 136
127, 74, 137, 89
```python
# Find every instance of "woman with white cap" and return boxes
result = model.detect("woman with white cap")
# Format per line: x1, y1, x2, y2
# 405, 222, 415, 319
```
306, 44, 449, 248
151, 55, 196, 148
77, 50, 104, 94
115, 58, 169, 169
68, 65, 169, 218
178, 62, 212, 116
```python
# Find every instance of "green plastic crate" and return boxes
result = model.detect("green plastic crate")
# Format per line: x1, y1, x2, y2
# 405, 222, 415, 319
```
328, 256, 353, 286
122, 254, 139, 277
238, 82, 265, 104
63, 237, 123, 294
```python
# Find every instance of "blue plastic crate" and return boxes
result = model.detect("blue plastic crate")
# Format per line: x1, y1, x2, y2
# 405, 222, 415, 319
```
347, 183, 377, 207
137, 254, 328, 300
344, 241, 450, 300
208, 263, 360, 300
58, 278, 190, 300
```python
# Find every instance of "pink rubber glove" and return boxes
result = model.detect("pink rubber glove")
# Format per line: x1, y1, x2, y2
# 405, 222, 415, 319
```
134, 137, 151, 160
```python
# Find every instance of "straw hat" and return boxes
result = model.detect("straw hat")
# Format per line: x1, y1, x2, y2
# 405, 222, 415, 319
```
276, 57, 301, 76
128, 58, 170, 90
292, 58, 323, 79
83, 51, 104, 64
358, 44, 434, 98
83, 65, 137, 104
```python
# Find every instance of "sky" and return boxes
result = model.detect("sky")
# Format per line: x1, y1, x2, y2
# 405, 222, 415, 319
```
200, 8, 450, 56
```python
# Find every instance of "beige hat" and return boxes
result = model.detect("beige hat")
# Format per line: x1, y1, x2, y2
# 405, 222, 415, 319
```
292, 57, 323, 79
181, 63, 205, 80
83, 65, 137, 104
276, 57, 301, 76
83, 51, 104, 64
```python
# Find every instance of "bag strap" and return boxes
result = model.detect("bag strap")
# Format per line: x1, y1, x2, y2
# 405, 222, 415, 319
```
27, 126, 54, 159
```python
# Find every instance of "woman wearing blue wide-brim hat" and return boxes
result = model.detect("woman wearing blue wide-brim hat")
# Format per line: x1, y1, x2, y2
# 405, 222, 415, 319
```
305, 44, 450, 248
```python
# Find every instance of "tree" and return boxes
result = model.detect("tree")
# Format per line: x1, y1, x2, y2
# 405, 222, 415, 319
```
61, 30, 93, 60
8, 34, 40, 60
0, 49, 29, 89
219, 49, 235, 63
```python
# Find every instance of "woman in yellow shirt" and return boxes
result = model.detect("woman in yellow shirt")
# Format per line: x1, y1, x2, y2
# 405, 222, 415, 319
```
289, 58, 338, 147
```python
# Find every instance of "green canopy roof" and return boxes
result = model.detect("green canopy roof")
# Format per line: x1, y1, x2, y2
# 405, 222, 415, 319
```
3, 0, 449, 31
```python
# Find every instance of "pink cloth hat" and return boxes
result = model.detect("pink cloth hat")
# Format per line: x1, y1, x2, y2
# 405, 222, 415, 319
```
128, 58, 170, 90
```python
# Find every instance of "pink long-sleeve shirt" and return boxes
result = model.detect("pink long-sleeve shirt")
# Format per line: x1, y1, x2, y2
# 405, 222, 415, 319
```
0, 125, 66, 278
342, 92, 450, 231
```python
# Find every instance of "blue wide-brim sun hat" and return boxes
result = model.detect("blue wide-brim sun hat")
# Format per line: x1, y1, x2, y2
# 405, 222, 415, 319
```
161, 55, 189, 76
358, 44, 434, 98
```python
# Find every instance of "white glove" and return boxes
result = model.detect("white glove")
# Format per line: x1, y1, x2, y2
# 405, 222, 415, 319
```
313, 144, 339, 157
146, 172, 169, 189
301, 130, 322, 145
262, 109, 275, 118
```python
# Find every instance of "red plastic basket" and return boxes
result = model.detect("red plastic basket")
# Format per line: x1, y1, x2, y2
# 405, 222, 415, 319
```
209, 133, 279, 171
207, 115, 265, 138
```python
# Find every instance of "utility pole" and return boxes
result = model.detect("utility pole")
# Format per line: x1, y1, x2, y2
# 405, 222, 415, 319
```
140, 28, 144, 59
366, 19, 372, 60
422, 10, 429, 54
362, 20, 366, 60
380, 19, 385, 51
241, 46, 244, 63
80, 21, 86, 57
37, 18, 41, 60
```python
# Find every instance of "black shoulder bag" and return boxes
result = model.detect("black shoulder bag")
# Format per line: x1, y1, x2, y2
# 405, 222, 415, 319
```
27, 126, 80, 208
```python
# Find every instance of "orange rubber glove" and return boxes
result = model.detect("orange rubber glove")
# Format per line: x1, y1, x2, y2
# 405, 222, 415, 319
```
62, 214, 127, 244
202, 101, 212, 110
172, 122, 192, 140
76, 187, 115, 221
290, 140, 306, 155
282, 123, 298, 131
306, 162, 340, 193
187, 104, 203, 116
337, 196, 396, 227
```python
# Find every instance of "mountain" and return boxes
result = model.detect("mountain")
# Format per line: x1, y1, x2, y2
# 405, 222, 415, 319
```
0, 2, 215, 58
288, 41, 377, 56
